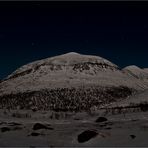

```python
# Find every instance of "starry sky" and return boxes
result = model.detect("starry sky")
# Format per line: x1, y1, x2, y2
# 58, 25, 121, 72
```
0, 1, 148, 79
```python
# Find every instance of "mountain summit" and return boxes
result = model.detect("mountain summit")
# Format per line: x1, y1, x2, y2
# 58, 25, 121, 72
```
7, 52, 118, 80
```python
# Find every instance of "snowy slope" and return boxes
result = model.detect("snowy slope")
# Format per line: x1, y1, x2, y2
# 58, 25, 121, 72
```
0, 52, 148, 95
122, 65, 148, 80
144, 68, 148, 74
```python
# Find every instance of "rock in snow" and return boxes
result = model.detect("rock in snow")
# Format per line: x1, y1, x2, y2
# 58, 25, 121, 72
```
77, 130, 98, 143
95, 117, 108, 123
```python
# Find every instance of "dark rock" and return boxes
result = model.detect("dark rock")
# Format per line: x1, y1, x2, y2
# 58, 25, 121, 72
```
95, 117, 108, 123
130, 135, 136, 139
33, 123, 53, 130
74, 118, 80, 120
1, 127, 10, 132
29, 132, 41, 136
105, 127, 112, 130
78, 130, 98, 143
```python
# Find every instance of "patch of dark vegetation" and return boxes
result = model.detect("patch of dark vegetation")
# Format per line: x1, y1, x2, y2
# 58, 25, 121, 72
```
106, 86, 132, 98
33, 123, 53, 130
104, 101, 148, 115
95, 117, 108, 123
130, 135, 136, 139
0, 86, 133, 111
78, 130, 98, 143
1, 127, 10, 132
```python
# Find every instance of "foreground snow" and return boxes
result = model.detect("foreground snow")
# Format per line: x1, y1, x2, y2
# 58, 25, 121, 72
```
0, 109, 148, 146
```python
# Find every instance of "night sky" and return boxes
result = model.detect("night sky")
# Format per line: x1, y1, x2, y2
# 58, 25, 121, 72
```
0, 1, 148, 79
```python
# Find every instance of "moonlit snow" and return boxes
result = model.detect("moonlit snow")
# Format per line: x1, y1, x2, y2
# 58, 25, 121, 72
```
0, 52, 148, 147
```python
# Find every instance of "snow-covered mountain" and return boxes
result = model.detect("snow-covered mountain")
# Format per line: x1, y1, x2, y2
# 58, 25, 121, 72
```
0, 52, 148, 95
0, 52, 148, 111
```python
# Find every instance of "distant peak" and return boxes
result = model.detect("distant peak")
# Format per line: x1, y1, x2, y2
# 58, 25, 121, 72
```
123, 65, 141, 70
